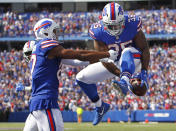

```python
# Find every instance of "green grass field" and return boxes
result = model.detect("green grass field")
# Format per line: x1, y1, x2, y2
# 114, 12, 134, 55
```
0, 122, 176, 131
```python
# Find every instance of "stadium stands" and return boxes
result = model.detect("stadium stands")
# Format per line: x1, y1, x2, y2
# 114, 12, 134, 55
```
0, 9, 175, 38
0, 7, 175, 115
0, 45, 176, 112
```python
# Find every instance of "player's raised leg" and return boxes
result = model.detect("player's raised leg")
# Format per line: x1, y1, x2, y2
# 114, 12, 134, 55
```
76, 62, 115, 125
113, 47, 141, 95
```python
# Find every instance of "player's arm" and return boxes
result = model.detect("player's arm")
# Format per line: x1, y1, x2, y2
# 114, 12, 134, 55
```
61, 59, 89, 66
133, 30, 150, 91
48, 45, 110, 62
94, 40, 120, 76
133, 30, 150, 71
16, 83, 31, 92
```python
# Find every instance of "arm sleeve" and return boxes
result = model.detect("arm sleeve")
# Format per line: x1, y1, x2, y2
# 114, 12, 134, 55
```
61, 59, 89, 66
39, 40, 59, 56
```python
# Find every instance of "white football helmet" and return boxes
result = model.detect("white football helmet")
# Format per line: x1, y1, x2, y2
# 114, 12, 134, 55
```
102, 2, 125, 36
33, 18, 60, 40
23, 41, 36, 62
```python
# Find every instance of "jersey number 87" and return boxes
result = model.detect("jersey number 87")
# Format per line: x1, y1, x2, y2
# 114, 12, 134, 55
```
31, 54, 37, 76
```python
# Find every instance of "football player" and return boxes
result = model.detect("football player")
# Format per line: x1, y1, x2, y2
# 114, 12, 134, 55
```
23, 18, 117, 131
76, 2, 150, 125
17, 40, 90, 92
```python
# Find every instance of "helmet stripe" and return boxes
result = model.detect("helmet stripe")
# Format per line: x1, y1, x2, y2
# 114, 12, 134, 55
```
110, 2, 115, 20
27, 41, 30, 48
34, 22, 51, 31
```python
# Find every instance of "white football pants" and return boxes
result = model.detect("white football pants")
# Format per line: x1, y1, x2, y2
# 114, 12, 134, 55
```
23, 108, 64, 131
76, 47, 141, 84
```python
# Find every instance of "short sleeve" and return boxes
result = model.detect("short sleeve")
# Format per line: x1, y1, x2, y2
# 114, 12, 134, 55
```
39, 39, 59, 55
89, 23, 102, 41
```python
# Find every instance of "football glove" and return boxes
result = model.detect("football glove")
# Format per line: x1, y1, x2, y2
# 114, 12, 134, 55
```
108, 50, 118, 61
99, 50, 117, 63
140, 69, 149, 89
16, 82, 25, 92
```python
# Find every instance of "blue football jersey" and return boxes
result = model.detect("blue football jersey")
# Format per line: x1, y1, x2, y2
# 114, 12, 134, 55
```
89, 14, 142, 61
29, 38, 61, 112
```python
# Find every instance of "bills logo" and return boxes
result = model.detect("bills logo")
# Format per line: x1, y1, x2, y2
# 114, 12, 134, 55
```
35, 20, 52, 33
118, 6, 124, 15
102, 7, 107, 17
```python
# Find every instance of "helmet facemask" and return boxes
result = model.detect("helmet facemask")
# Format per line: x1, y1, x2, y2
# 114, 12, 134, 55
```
23, 41, 36, 63
23, 51, 32, 63
103, 19, 124, 36
52, 27, 60, 40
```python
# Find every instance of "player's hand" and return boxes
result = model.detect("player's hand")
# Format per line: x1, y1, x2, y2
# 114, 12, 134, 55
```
16, 82, 25, 92
140, 69, 149, 89
108, 50, 118, 61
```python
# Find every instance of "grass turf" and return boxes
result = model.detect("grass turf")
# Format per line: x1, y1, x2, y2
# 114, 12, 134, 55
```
0, 122, 175, 131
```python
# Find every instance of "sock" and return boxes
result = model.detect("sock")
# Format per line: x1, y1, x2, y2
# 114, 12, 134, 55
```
76, 80, 99, 103
95, 99, 102, 107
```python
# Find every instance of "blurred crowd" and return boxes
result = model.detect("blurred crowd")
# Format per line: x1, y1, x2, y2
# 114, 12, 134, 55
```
0, 8, 175, 37
0, 44, 176, 112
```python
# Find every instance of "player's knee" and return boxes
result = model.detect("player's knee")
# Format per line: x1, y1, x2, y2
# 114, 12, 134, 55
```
76, 70, 94, 84
76, 71, 85, 82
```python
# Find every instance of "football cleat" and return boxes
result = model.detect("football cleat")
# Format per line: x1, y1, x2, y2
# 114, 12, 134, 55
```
92, 102, 110, 126
112, 79, 131, 95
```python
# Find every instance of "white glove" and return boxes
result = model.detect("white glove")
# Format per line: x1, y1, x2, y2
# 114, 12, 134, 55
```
108, 50, 118, 61
99, 58, 114, 63
99, 50, 117, 63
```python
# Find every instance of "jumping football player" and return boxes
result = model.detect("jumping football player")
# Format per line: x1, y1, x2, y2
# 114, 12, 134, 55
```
23, 18, 117, 131
76, 2, 150, 125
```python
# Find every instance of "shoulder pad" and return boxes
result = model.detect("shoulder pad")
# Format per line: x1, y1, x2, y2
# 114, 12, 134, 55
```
40, 39, 59, 48
35, 39, 59, 56
89, 22, 103, 40
126, 15, 142, 32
